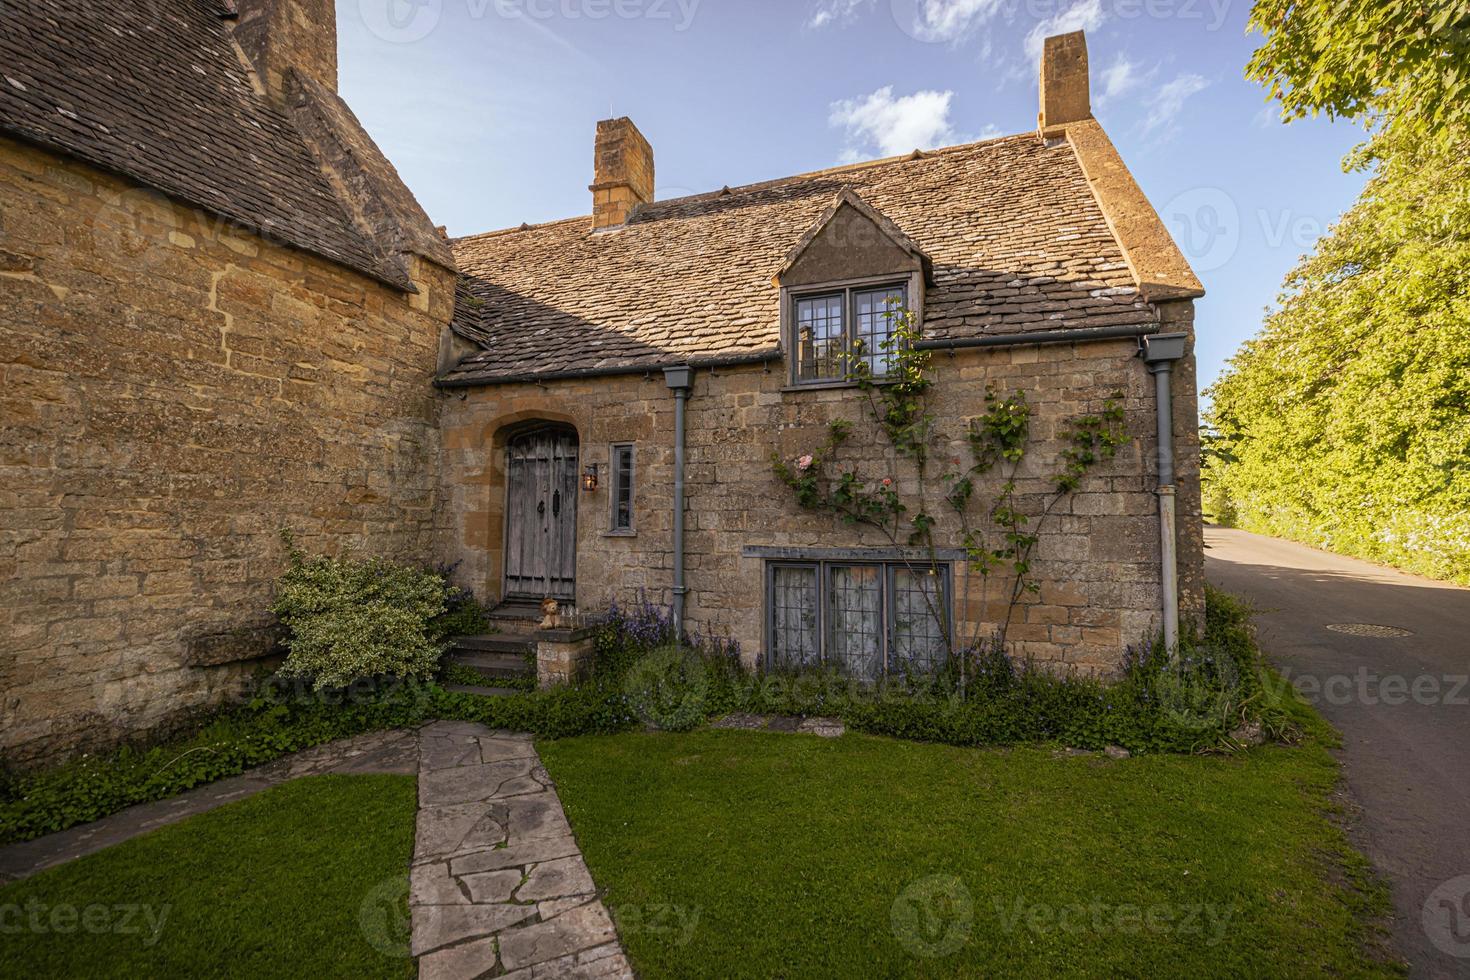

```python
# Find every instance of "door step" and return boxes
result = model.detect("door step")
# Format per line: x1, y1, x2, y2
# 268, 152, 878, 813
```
445, 634, 535, 683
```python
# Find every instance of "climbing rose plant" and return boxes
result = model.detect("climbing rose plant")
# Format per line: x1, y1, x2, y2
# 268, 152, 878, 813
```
772, 308, 1129, 678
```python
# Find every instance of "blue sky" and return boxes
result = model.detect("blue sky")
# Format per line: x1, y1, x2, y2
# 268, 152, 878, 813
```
339, 0, 1371, 392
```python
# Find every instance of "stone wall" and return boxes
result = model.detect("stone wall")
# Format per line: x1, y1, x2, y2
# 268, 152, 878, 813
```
0, 136, 453, 765
438, 322, 1204, 675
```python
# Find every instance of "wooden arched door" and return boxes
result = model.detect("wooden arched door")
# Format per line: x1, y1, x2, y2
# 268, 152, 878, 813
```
503, 425, 578, 601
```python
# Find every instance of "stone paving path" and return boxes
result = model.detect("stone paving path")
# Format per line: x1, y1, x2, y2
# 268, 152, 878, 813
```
410, 721, 632, 980
0, 729, 417, 883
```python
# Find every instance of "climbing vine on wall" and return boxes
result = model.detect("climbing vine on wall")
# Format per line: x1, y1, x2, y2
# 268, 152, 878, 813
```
772, 308, 1129, 685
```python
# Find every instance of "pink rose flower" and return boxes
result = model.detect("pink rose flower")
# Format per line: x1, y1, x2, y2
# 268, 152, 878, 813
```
796, 454, 814, 472
882, 477, 893, 488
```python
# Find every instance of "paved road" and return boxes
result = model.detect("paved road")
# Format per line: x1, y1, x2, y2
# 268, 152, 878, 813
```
1205, 527, 1470, 977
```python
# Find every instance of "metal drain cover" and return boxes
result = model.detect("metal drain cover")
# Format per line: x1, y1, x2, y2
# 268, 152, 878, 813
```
1325, 623, 1414, 638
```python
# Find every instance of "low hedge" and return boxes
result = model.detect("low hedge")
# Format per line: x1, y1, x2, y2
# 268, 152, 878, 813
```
1, 587, 1283, 845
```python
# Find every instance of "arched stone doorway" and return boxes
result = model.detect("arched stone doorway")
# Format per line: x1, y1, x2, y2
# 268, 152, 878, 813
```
502, 422, 579, 602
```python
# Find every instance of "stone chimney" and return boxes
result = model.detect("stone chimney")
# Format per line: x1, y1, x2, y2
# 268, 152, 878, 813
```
1038, 31, 1092, 137
590, 117, 654, 231
233, 0, 338, 100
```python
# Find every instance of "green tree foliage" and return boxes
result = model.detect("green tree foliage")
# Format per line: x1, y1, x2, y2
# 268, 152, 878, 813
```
1204, 123, 1470, 583
1247, 0, 1470, 139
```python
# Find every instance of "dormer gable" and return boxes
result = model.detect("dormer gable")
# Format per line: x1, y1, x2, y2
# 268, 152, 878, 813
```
774, 188, 932, 288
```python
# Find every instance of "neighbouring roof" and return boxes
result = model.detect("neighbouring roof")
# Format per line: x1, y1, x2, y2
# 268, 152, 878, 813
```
445, 131, 1179, 385
0, 0, 445, 290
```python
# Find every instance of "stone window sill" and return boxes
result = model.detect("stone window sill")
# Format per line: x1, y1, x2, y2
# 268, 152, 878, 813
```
780, 378, 896, 393
602, 529, 637, 538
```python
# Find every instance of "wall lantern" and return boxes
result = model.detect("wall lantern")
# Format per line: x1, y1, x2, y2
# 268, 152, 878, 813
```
582, 464, 599, 492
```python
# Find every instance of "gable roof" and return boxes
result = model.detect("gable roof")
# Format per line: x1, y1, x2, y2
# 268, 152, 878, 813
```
444, 130, 1192, 386
0, 0, 443, 290
773, 187, 932, 285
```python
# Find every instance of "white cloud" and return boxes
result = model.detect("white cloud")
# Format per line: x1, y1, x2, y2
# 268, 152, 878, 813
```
830, 86, 958, 159
1142, 72, 1210, 138
806, 0, 872, 30
1024, 0, 1106, 60
900, 0, 1007, 43
1098, 54, 1144, 106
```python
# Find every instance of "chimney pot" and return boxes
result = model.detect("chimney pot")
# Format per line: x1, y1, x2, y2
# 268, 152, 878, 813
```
235, 0, 338, 101
589, 117, 654, 231
1038, 31, 1092, 137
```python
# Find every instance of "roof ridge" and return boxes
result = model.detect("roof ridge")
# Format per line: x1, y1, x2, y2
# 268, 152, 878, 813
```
451, 130, 1036, 244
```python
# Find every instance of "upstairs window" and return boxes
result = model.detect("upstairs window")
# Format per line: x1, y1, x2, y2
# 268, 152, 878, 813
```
794, 283, 907, 384
609, 443, 634, 533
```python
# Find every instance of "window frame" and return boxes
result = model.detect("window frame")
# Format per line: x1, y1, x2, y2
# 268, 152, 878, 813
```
763, 558, 952, 679
607, 442, 636, 535
786, 276, 912, 387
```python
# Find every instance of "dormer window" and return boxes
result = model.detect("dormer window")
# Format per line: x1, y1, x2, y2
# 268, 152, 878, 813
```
775, 188, 931, 390
794, 282, 907, 383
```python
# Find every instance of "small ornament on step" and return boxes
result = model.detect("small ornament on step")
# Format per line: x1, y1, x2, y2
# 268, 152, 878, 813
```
539, 596, 561, 630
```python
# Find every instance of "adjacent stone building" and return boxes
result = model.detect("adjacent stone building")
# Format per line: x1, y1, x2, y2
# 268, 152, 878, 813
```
1, 3, 1203, 762
0, 0, 455, 762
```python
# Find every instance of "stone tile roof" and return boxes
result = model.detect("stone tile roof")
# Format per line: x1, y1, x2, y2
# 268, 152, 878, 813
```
0, 0, 415, 289
444, 133, 1159, 385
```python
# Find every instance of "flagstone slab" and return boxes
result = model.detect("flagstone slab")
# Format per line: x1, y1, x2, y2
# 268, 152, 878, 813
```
516, 855, 595, 903
417, 935, 500, 980
448, 834, 582, 876
498, 902, 618, 972
498, 941, 633, 980
409, 726, 630, 979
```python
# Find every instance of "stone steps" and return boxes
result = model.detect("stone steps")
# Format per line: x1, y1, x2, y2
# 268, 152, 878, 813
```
446, 633, 535, 685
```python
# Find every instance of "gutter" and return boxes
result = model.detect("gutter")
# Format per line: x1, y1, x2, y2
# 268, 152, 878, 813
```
663, 366, 694, 639
437, 324, 1157, 390
913, 322, 1157, 352
1138, 333, 1189, 652
434, 350, 779, 389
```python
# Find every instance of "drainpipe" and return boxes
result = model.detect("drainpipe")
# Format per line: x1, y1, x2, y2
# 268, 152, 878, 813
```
663, 365, 694, 639
1139, 333, 1188, 652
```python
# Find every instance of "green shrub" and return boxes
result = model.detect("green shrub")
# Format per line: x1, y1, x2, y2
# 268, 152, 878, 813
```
272, 543, 450, 690
2, 589, 1281, 845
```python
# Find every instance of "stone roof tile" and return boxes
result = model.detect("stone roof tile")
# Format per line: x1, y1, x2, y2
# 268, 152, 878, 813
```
0, 0, 412, 289
444, 133, 1158, 384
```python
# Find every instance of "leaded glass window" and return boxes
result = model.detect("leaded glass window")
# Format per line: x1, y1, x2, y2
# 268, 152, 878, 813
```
795, 293, 845, 381
828, 565, 883, 680
852, 286, 905, 377
890, 566, 949, 675
764, 559, 950, 680
770, 564, 819, 670
609, 443, 634, 532
792, 283, 908, 383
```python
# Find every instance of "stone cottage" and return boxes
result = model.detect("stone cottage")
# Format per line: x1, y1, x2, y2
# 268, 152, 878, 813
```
1, 0, 1203, 763
439, 34, 1205, 679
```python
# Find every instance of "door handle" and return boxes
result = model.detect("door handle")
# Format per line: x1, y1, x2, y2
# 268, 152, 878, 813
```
552, 490, 561, 518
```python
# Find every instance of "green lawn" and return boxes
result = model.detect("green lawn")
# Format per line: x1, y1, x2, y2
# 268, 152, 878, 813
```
539, 730, 1397, 978
0, 774, 417, 979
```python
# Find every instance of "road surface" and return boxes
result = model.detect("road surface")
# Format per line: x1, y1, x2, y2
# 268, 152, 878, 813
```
1205, 526, 1470, 977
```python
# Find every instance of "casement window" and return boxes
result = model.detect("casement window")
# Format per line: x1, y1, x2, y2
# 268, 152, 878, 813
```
765, 559, 950, 679
793, 282, 907, 383
609, 443, 635, 533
